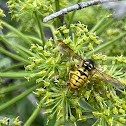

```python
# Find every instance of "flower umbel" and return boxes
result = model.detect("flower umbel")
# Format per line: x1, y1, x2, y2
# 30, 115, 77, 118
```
26, 23, 126, 125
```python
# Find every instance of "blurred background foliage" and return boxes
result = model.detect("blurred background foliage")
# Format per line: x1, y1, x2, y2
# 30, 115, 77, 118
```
0, 0, 126, 126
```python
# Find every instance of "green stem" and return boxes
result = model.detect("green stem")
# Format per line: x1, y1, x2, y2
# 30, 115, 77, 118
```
0, 79, 36, 94
5, 34, 42, 45
0, 36, 35, 58
24, 98, 44, 126
67, 0, 81, 29
65, 99, 69, 121
0, 72, 33, 78
96, 19, 114, 35
0, 82, 43, 112
86, 33, 126, 57
0, 47, 31, 64
55, 0, 61, 28
2, 20, 33, 45
35, 12, 46, 48
2, 63, 24, 72
90, 15, 107, 33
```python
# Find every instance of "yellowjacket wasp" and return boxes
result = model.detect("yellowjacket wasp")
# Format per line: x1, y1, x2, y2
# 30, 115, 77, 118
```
56, 40, 124, 90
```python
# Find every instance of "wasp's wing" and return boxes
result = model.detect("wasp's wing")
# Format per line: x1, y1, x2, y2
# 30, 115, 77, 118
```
56, 40, 83, 61
96, 69, 124, 89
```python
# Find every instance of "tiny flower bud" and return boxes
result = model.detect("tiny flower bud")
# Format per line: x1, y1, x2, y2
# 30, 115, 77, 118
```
34, 88, 45, 97
76, 31, 82, 36
97, 96, 104, 103
53, 47, 59, 52
116, 56, 123, 62
48, 71, 55, 78
107, 14, 112, 18
46, 58, 53, 65
55, 57, 61, 63
29, 63, 35, 69
119, 117, 125, 123
89, 34, 96, 41
106, 92, 111, 99
77, 39, 83, 44
82, 35, 88, 41
54, 30, 60, 35
113, 107, 118, 115
64, 38, 71, 44
83, 28, 88, 33
7, 1, 13, 5
0, 9, 6, 17
36, 78, 44, 83
57, 113, 63, 120
28, 57, 35, 62
63, 29, 69, 34
74, 98, 79, 106
44, 81, 50, 87
60, 25, 66, 31
108, 118, 113, 126
37, 46, 43, 51
76, 109, 82, 117
27, 0, 33, 3
24, 76, 31, 81
119, 108, 125, 114
92, 111, 101, 117
38, 70, 46, 76
35, 59, 42, 64
1, 118, 10, 125
44, 92, 51, 100
45, 99, 54, 105
47, 41, 52, 47
44, 51, 51, 56
94, 40, 102, 45
63, 29, 69, 38
78, 116, 87, 122
104, 109, 110, 116
116, 123, 121, 126
21, 4, 27, 10
36, 0, 41, 6
10, 4, 15, 9
46, 115, 53, 125
77, 23, 83, 28
30, 44, 37, 52
70, 24, 76, 28
122, 104, 126, 110
57, 106, 62, 112
88, 43, 94, 51
13, 117, 22, 126
84, 91, 90, 100
44, 109, 52, 114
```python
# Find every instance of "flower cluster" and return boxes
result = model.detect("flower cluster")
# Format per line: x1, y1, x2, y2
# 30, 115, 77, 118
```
101, 17, 126, 56
26, 23, 126, 125
7, 0, 69, 31
7, 0, 55, 31
0, 117, 22, 126
54, 22, 102, 57
25, 38, 67, 84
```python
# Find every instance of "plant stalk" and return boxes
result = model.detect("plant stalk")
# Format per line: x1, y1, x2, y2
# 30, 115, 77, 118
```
0, 82, 43, 112
35, 12, 46, 48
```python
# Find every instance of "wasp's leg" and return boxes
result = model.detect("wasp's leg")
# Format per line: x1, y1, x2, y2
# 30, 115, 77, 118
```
74, 64, 79, 71
66, 71, 74, 87
80, 60, 84, 67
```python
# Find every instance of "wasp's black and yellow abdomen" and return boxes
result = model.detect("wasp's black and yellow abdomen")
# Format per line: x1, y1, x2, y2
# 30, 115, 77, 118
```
69, 59, 95, 89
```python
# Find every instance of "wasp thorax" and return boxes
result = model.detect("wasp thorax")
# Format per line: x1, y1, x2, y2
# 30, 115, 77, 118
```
82, 59, 95, 71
